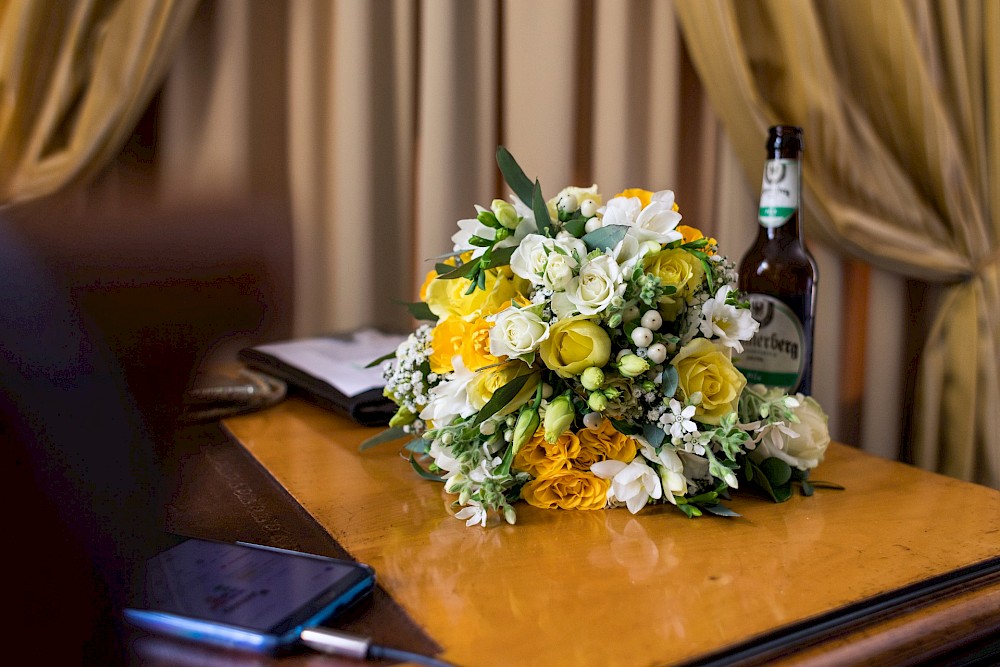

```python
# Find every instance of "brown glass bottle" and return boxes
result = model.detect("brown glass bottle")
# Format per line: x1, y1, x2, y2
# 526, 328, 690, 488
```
737, 125, 818, 395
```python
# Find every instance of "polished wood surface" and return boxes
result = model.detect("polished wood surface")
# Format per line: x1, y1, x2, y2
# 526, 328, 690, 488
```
224, 398, 1000, 666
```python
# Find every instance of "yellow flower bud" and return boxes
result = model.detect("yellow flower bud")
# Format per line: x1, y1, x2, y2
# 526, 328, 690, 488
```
543, 394, 576, 443
617, 353, 650, 378
580, 366, 605, 391
587, 391, 608, 413
389, 407, 416, 428
492, 199, 520, 229
511, 406, 540, 454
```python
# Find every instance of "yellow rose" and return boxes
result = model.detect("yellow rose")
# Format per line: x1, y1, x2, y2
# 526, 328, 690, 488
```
466, 361, 539, 413
642, 248, 705, 320
521, 470, 610, 510
513, 428, 581, 478
428, 316, 467, 374
670, 338, 747, 425
539, 316, 611, 378
461, 315, 499, 372
614, 188, 653, 209
424, 266, 529, 322
575, 419, 638, 468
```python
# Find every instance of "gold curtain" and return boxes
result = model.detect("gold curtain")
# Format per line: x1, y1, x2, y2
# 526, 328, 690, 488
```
0, 0, 197, 205
675, 0, 1000, 487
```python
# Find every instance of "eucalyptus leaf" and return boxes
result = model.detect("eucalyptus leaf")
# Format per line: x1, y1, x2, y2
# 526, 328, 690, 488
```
581, 224, 628, 252
703, 503, 741, 518
759, 457, 793, 486
404, 438, 430, 453
532, 180, 553, 236
496, 145, 535, 206
409, 453, 445, 482
642, 424, 666, 449
661, 365, 679, 398
471, 373, 532, 427
359, 426, 408, 451
563, 218, 587, 237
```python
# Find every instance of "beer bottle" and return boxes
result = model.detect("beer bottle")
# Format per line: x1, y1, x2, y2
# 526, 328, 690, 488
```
737, 125, 818, 395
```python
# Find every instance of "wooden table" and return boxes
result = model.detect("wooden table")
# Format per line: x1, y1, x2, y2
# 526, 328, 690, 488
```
220, 398, 1000, 666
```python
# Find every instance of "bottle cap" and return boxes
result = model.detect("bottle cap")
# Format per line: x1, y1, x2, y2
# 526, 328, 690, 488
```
767, 125, 803, 153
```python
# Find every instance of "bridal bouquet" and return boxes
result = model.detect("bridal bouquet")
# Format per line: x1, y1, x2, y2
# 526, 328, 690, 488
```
365, 148, 836, 527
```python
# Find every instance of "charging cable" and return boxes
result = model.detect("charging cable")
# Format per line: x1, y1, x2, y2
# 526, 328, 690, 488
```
300, 627, 459, 667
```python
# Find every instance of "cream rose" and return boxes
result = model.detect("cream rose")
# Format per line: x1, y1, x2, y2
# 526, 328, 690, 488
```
566, 254, 624, 316
670, 337, 747, 425
490, 306, 550, 359
753, 394, 830, 470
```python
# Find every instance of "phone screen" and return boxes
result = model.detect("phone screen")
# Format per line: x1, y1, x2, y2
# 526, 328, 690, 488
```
127, 538, 375, 651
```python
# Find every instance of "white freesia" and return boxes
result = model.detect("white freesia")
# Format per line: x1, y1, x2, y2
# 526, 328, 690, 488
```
699, 285, 759, 353
611, 233, 643, 276
638, 441, 687, 505
490, 307, 550, 358
601, 190, 683, 245
566, 253, 625, 315
751, 394, 830, 470
429, 439, 463, 476
419, 356, 477, 425
591, 458, 662, 514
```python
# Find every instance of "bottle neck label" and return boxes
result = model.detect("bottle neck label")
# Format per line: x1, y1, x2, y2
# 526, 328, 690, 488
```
736, 294, 806, 392
758, 158, 800, 228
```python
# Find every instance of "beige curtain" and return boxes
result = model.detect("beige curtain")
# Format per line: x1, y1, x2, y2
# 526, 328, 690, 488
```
675, 0, 1000, 487
0, 0, 197, 206
157, 0, 861, 444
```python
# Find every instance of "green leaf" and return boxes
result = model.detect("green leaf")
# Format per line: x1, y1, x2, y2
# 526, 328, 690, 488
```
702, 503, 741, 518
496, 146, 535, 206
532, 180, 553, 236
808, 480, 846, 490
365, 350, 397, 368
437, 258, 481, 281
435, 262, 455, 275
485, 245, 517, 268
745, 459, 792, 503
563, 218, 587, 237
409, 453, 445, 482
359, 426, 408, 451
582, 224, 628, 252
397, 300, 437, 322
677, 503, 702, 518
759, 457, 793, 486
642, 424, 666, 449
472, 373, 533, 427
661, 365, 679, 398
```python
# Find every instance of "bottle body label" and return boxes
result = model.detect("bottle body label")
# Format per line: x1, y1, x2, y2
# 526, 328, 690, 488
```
758, 158, 799, 228
737, 294, 806, 392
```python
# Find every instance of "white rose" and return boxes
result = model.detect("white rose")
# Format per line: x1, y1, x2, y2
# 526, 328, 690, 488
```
509, 234, 551, 285
566, 253, 624, 316
543, 253, 575, 291
489, 307, 550, 359
752, 394, 830, 470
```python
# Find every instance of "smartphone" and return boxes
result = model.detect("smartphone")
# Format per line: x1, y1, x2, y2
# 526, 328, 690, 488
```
124, 537, 376, 654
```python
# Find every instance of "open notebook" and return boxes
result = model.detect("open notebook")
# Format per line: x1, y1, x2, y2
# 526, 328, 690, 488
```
239, 329, 406, 427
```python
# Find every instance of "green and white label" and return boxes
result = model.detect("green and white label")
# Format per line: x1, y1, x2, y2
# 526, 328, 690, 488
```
758, 158, 799, 228
736, 294, 806, 392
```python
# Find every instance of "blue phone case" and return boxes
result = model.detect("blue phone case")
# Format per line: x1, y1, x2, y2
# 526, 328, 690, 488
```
124, 538, 376, 654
